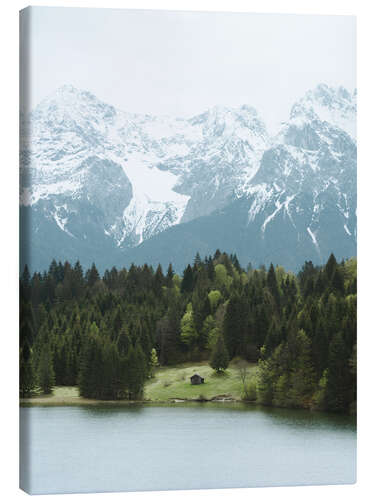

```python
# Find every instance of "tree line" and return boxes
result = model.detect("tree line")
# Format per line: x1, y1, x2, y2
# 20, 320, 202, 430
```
20, 250, 356, 412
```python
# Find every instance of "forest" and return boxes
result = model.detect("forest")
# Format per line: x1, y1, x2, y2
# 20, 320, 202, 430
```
19, 250, 357, 414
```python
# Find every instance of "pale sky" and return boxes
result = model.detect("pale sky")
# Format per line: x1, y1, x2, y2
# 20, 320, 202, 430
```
21, 7, 356, 133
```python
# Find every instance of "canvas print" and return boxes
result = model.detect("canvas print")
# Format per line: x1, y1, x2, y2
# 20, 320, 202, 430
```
19, 7, 357, 495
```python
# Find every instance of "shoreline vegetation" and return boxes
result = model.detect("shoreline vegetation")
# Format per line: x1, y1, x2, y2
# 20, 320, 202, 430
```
20, 250, 357, 414
20, 360, 356, 414
20, 361, 255, 406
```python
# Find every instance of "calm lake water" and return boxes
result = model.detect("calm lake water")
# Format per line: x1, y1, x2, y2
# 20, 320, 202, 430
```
20, 403, 356, 494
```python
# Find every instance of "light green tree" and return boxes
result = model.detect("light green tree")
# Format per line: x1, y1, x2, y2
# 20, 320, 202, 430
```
180, 303, 198, 349
150, 348, 159, 378
215, 264, 233, 290
208, 290, 222, 311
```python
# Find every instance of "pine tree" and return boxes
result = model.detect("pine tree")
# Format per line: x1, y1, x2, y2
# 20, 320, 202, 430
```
325, 331, 351, 412
154, 264, 164, 292
193, 252, 202, 268
210, 334, 229, 373
181, 265, 194, 294
20, 343, 35, 396
127, 342, 147, 399
86, 263, 100, 288
117, 329, 131, 356
37, 344, 55, 394
325, 253, 338, 282
166, 263, 174, 288
288, 329, 316, 407
78, 331, 101, 398
223, 293, 247, 358
266, 263, 280, 310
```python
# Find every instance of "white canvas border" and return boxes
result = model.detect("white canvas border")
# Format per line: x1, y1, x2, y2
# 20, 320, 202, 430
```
0, 1, 373, 499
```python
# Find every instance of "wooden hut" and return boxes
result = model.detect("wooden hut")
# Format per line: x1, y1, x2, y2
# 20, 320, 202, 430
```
190, 373, 204, 385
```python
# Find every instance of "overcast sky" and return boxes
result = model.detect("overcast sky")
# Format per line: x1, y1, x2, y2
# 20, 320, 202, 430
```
21, 7, 356, 133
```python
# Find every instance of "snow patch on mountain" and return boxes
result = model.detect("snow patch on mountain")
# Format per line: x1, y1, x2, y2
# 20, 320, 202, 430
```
289, 83, 356, 139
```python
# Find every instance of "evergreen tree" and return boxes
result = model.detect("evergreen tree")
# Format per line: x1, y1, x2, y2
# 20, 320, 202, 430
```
86, 263, 100, 288
181, 265, 194, 294
288, 330, 316, 407
127, 342, 147, 399
193, 252, 202, 268
37, 344, 55, 394
117, 329, 131, 356
166, 263, 174, 288
20, 343, 35, 396
223, 293, 247, 358
266, 263, 280, 310
325, 331, 351, 412
154, 264, 164, 292
325, 253, 338, 282
210, 334, 229, 373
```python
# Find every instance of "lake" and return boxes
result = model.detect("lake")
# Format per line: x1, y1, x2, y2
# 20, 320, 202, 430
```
20, 403, 356, 494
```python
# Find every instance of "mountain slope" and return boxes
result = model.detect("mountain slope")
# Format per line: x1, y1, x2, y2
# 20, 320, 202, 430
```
20, 84, 356, 273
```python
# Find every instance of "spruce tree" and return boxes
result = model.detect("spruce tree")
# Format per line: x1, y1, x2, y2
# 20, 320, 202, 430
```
127, 342, 147, 399
20, 343, 35, 396
117, 329, 131, 356
37, 344, 55, 394
266, 263, 280, 310
210, 334, 229, 373
325, 331, 351, 412
325, 253, 338, 282
181, 265, 194, 294
86, 263, 100, 288
166, 264, 174, 288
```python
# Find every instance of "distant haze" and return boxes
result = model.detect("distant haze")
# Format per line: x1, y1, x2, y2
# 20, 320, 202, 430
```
21, 7, 356, 133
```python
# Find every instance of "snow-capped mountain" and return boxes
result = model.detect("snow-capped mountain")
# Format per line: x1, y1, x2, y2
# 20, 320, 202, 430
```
241, 85, 356, 265
20, 84, 356, 272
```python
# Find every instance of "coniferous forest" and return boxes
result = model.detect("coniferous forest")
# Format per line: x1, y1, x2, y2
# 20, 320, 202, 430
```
20, 251, 357, 414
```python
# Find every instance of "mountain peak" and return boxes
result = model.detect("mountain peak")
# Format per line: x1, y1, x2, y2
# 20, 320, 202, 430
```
56, 83, 82, 95
289, 84, 356, 138
32, 84, 117, 128
305, 83, 355, 107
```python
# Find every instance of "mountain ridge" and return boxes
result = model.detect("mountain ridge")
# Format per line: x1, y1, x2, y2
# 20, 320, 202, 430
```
20, 83, 356, 273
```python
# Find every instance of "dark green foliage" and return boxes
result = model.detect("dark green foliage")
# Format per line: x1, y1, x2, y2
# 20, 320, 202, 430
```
20, 251, 356, 412
223, 293, 248, 358
117, 329, 131, 356
166, 263, 174, 288
181, 264, 194, 294
210, 334, 229, 373
85, 263, 100, 288
127, 342, 148, 399
20, 343, 36, 396
324, 332, 352, 412
37, 344, 55, 394
266, 263, 280, 310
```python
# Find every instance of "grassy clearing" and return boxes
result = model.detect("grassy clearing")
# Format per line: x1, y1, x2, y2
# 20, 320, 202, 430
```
20, 386, 82, 405
20, 361, 257, 405
145, 360, 257, 401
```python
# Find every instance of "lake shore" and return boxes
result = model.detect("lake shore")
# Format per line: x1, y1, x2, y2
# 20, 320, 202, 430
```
21, 361, 256, 407
20, 386, 244, 407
